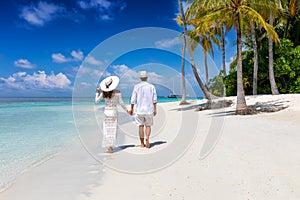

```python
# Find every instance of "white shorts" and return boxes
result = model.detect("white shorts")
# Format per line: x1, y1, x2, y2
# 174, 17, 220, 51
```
135, 114, 153, 126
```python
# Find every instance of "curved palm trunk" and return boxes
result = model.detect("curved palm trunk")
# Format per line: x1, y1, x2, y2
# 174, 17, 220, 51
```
251, 23, 258, 95
180, 37, 188, 105
236, 16, 248, 114
268, 13, 280, 95
203, 52, 209, 99
178, 0, 216, 101
221, 26, 227, 97
204, 52, 209, 89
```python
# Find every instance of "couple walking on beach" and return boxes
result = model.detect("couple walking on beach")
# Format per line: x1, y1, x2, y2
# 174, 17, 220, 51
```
95, 71, 157, 153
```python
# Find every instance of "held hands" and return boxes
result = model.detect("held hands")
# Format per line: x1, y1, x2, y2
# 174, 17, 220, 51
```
127, 110, 155, 116
127, 110, 133, 115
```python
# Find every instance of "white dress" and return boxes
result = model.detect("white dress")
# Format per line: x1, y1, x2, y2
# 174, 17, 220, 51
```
95, 91, 127, 148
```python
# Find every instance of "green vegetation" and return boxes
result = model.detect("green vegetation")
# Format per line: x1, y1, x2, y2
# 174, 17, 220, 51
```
223, 38, 300, 96
176, 0, 299, 114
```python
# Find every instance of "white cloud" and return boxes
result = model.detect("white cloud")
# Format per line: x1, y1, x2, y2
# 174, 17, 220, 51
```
100, 14, 111, 20
110, 64, 164, 87
52, 50, 84, 63
77, 65, 105, 78
77, 0, 126, 21
85, 56, 103, 66
80, 82, 92, 87
110, 65, 140, 86
78, 0, 112, 10
155, 37, 182, 49
71, 50, 84, 61
111, 64, 130, 76
19, 1, 65, 26
0, 71, 71, 90
52, 53, 69, 63
14, 59, 36, 69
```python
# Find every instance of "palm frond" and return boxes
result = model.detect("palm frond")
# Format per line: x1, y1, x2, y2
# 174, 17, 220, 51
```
240, 5, 280, 44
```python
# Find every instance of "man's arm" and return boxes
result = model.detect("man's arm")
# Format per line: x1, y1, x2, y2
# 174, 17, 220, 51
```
153, 85, 157, 116
128, 87, 136, 115
153, 102, 157, 116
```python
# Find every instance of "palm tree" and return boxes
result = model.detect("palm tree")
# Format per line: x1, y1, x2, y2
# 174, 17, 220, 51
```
180, 33, 188, 105
178, 0, 217, 102
249, 0, 282, 95
209, 25, 228, 97
188, 29, 218, 98
201, 36, 215, 90
187, 0, 279, 114
221, 26, 227, 97
251, 22, 259, 95
268, 12, 280, 95
283, 0, 300, 45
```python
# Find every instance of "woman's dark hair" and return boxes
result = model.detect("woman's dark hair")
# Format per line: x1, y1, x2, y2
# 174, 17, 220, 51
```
103, 90, 113, 99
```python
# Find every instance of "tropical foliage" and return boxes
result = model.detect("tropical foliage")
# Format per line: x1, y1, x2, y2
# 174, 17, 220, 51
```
224, 38, 300, 95
175, 0, 299, 114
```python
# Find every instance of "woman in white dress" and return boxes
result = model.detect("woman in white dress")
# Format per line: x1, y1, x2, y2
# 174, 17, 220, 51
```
95, 76, 129, 153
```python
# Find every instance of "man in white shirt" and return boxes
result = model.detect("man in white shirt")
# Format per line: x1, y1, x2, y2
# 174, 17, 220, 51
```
129, 71, 157, 148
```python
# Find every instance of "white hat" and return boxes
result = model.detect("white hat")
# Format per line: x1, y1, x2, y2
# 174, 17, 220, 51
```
99, 76, 120, 92
140, 71, 148, 78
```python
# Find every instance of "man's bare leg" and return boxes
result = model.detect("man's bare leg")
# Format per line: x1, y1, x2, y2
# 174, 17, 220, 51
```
139, 125, 145, 148
145, 126, 151, 148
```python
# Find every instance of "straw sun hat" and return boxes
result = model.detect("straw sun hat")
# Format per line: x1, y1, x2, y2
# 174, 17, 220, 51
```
99, 76, 120, 92
140, 71, 148, 78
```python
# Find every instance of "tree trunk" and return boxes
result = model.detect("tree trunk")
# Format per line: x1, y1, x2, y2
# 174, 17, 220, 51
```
204, 52, 209, 89
203, 52, 209, 99
236, 15, 249, 114
251, 23, 258, 95
268, 13, 280, 95
221, 26, 227, 97
178, 0, 217, 101
180, 37, 188, 105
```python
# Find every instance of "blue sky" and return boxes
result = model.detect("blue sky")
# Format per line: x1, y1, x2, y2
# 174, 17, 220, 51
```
0, 0, 237, 97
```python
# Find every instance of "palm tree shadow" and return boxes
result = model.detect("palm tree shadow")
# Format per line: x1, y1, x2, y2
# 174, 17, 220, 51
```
170, 103, 206, 111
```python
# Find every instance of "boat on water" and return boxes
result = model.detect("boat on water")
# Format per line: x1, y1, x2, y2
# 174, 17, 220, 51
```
167, 94, 182, 98
168, 78, 182, 98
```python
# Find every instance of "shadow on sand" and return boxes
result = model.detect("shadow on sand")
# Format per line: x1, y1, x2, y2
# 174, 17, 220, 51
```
113, 144, 136, 152
113, 141, 167, 152
170, 103, 207, 111
208, 99, 290, 117
149, 140, 167, 148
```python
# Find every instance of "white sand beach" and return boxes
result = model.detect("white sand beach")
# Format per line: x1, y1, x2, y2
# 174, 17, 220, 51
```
1, 94, 300, 200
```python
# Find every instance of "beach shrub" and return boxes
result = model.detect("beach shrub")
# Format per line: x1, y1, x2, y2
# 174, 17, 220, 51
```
224, 38, 300, 95
207, 73, 224, 97
274, 39, 300, 93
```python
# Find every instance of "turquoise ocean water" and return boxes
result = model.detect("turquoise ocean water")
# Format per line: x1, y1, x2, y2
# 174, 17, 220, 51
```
0, 97, 198, 191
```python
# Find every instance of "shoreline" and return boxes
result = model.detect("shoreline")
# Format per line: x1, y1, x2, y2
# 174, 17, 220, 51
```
0, 152, 61, 193
1, 94, 300, 199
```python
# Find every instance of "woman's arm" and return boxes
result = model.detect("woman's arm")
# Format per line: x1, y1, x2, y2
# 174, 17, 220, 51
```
95, 87, 103, 103
116, 91, 128, 112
